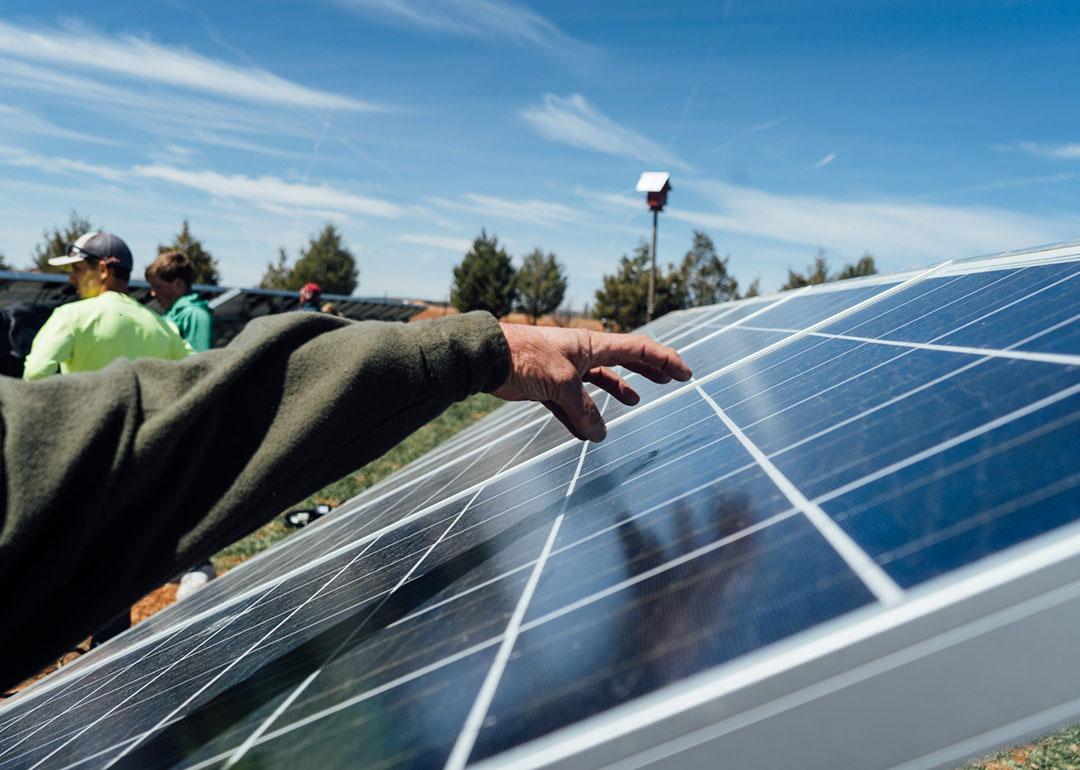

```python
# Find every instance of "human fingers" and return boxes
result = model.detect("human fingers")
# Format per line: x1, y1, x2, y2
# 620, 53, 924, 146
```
552, 379, 607, 442
583, 366, 640, 406
587, 332, 691, 382
542, 400, 588, 442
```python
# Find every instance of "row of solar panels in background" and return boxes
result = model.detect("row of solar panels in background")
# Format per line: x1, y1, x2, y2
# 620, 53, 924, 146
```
0, 270, 426, 345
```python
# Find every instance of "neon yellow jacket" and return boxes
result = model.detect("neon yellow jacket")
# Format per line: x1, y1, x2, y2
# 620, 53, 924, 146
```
23, 291, 193, 379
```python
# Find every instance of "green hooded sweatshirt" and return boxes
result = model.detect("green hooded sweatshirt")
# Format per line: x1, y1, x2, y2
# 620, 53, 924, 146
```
165, 292, 214, 352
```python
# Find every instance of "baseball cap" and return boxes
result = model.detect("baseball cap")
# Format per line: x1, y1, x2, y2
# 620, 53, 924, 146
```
48, 232, 134, 272
300, 282, 322, 302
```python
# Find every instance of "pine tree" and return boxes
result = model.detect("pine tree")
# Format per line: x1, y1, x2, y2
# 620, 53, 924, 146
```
290, 224, 359, 295
259, 225, 359, 294
259, 248, 294, 290
781, 250, 830, 290
451, 231, 517, 317
515, 249, 567, 324
593, 241, 683, 331
158, 220, 222, 285
741, 278, 761, 298
781, 250, 877, 291
835, 253, 877, 280
679, 231, 739, 307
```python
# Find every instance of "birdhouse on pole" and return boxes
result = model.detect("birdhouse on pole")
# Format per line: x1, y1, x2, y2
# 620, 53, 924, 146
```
636, 172, 671, 324
636, 171, 671, 212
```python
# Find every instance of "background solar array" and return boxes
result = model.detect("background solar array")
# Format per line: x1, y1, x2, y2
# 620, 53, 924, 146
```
0, 244, 1077, 769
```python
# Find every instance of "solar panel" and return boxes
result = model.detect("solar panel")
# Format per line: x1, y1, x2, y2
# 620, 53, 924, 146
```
0, 242, 1077, 769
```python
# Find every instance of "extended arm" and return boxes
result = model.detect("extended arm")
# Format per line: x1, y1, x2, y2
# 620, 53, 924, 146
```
0, 311, 687, 689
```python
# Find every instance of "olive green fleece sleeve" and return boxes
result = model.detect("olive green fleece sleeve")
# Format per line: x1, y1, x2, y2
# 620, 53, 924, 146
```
0, 310, 509, 690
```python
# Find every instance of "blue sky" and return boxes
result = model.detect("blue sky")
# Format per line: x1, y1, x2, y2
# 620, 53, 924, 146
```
1, 0, 1078, 306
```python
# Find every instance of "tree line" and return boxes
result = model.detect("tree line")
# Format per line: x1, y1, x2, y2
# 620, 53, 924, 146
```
10, 213, 878, 329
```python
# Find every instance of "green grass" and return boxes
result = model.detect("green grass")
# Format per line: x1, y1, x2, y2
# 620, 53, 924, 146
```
960, 725, 1080, 770
211, 393, 503, 573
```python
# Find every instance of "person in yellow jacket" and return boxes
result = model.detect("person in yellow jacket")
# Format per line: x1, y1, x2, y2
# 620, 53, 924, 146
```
23, 231, 192, 380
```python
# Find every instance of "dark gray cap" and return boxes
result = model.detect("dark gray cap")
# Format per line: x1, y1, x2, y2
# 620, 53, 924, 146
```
48, 232, 133, 272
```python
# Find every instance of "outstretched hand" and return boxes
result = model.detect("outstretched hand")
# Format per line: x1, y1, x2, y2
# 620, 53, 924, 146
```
492, 324, 692, 443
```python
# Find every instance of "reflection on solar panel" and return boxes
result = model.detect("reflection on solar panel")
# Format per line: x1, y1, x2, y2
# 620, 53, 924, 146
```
0, 271, 424, 347
1, 243, 1078, 769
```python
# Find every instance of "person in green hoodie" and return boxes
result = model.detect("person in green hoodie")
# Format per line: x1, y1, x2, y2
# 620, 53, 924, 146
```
145, 250, 214, 351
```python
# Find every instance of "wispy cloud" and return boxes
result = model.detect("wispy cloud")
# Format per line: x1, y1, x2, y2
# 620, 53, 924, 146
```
674, 178, 1077, 262
0, 146, 401, 220
133, 165, 402, 218
0, 56, 315, 140
1014, 141, 1080, 160
0, 144, 128, 181
813, 152, 837, 169
432, 192, 584, 227
401, 234, 473, 252
332, 0, 592, 57
713, 115, 789, 153
0, 19, 375, 111
0, 103, 123, 146
521, 93, 693, 172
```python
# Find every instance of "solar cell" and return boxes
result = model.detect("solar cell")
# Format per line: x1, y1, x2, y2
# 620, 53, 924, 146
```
1, 243, 1077, 770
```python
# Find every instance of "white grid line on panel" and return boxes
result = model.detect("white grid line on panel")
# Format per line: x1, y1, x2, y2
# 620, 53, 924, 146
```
359, 415, 552, 538
227, 414, 568, 760
694, 386, 904, 605
100, 535, 384, 768
25, 583, 278, 770
0, 626, 188, 762
689, 263, 1039, 422
519, 508, 800, 634
444, 429, 590, 770
99, 637, 509, 770
1, 263, 952, 710
814, 381, 1080, 507
442, 522, 559, 770
766, 313, 1080, 465
475, 519, 1080, 770
742, 326, 1080, 367
207, 415, 554, 620
223, 484, 489, 768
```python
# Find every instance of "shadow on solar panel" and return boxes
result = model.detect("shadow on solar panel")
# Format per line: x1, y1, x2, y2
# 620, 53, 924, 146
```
0, 242, 1077, 770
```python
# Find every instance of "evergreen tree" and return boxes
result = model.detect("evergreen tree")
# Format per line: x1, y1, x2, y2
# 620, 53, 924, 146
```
781, 250, 877, 291
158, 219, 222, 285
0, 251, 11, 271
259, 248, 294, 290
781, 249, 831, 291
679, 231, 738, 307
290, 224, 359, 295
451, 230, 517, 317
31, 211, 95, 273
593, 241, 683, 331
835, 253, 877, 281
259, 225, 359, 294
515, 249, 567, 324
740, 278, 761, 298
